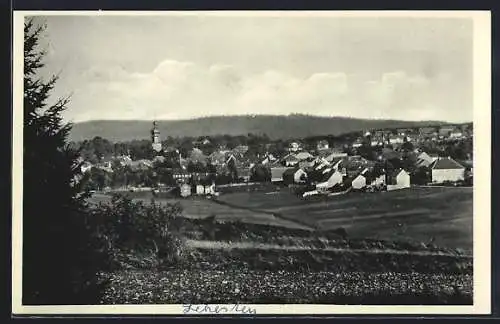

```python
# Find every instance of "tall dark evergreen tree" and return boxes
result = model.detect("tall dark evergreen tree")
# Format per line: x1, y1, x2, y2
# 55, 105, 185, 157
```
23, 18, 108, 305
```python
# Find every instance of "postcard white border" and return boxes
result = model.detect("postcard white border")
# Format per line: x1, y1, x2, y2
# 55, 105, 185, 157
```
12, 10, 491, 315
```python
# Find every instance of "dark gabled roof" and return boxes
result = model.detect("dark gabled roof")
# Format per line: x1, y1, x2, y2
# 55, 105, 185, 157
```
354, 167, 376, 182
295, 151, 314, 160
283, 167, 300, 177
283, 154, 299, 162
317, 150, 334, 158
331, 156, 349, 166
319, 167, 341, 182
431, 157, 465, 170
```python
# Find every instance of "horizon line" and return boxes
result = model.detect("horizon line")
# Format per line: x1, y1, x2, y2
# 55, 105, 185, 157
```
68, 113, 472, 125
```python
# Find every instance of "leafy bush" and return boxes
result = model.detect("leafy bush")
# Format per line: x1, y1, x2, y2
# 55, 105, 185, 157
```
90, 194, 186, 268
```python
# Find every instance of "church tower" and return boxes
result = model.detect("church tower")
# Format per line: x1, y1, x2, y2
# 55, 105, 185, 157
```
151, 121, 162, 153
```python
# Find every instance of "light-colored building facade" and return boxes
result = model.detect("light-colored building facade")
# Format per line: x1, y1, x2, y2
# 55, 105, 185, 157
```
431, 158, 465, 183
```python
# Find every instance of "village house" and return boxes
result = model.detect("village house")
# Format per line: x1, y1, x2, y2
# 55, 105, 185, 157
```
352, 138, 364, 148
270, 166, 290, 183
80, 161, 93, 173
351, 167, 386, 190
195, 183, 216, 195
299, 156, 316, 169
439, 126, 455, 137
233, 145, 249, 155
316, 140, 329, 151
288, 142, 301, 152
325, 150, 348, 162
283, 167, 308, 185
430, 157, 465, 183
313, 157, 331, 170
449, 130, 464, 139
260, 153, 277, 165
386, 168, 411, 191
195, 184, 205, 195
283, 154, 300, 167
388, 135, 405, 145
173, 169, 191, 183
226, 153, 237, 166
351, 168, 370, 190
419, 127, 436, 135
209, 151, 227, 166
370, 172, 386, 187
316, 168, 344, 192
295, 151, 314, 161
330, 157, 349, 172
406, 134, 419, 143
190, 171, 212, 182
397, 128, 411, 136
370, 136, 384, 147
293, 168, 308, 183
348, 155, 372, 166
180, 183, 192, 197
415, 151, 439, 168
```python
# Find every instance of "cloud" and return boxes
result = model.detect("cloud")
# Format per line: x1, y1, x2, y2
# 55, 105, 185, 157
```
63, 59, 467, 123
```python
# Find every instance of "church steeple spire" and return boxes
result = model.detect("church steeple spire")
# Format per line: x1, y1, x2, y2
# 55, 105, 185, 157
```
151, 121, 162, 153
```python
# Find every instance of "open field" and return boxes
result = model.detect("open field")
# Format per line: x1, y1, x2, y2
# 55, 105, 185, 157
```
215, 187, 473, 251
89, 186, 473, 251
88, 192, 312, 230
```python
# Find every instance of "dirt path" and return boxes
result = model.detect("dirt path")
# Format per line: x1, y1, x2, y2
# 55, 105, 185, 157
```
315, 208, 431, 225
185, 239, 472, 258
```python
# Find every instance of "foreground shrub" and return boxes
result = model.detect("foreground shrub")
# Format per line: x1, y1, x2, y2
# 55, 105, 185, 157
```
90, 194, 186, 269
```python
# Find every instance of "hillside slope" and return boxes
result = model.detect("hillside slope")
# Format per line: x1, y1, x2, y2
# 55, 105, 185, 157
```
69, 114, 449, 142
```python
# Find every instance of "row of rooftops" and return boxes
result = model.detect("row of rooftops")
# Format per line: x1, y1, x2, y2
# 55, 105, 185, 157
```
269, 150, 469, 185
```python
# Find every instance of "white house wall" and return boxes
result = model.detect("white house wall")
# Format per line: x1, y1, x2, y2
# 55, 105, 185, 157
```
352, 176, 366, 189
371, 175, 386, 186
387, 172, 410, 191
316, 171, 343, 190
396, 172, 411, 188
431, 169, 465, 183
294, 169, 307, 183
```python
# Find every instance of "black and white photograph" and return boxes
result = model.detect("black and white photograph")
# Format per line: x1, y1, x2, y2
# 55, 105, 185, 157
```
12, 11, 491, 315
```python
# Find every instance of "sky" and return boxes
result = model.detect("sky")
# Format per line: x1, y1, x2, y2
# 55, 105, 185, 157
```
31, 13, 473, 123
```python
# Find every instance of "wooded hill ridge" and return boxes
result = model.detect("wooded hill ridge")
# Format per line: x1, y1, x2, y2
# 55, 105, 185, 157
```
69, 114, 454, 142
